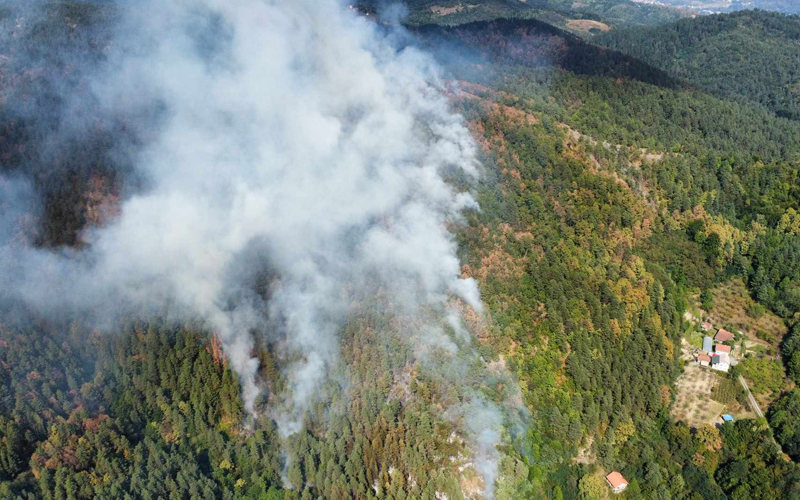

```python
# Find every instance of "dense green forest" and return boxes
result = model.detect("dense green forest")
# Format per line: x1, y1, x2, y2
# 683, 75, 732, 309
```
597, 10, 800, 119
528, 0, 683, 26
0, 311, 527, 500
432, 7, 800, 497
3, 2, 800, 500
444, 54, 800, 497
413, 18, 682, 88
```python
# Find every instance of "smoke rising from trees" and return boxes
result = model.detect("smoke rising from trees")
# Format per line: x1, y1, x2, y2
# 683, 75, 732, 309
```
0, 0, 516, 495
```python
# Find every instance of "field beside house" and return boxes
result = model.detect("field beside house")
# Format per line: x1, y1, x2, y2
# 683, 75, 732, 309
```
672, 363, 726, 426
707, 278, 787, 346
672, 339, 755, 426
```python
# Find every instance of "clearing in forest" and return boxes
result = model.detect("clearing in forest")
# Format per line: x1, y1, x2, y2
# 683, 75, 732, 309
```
707, 278, 787, 346
672, 362, 726, 427
429, 4, 476, 15
565, 19, 611, 34
674, 339, 756, 425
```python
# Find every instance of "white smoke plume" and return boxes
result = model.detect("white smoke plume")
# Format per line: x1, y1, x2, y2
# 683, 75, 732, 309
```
466, 398, 504, 500
0, 0, 517, 495
3, 0, 481, 427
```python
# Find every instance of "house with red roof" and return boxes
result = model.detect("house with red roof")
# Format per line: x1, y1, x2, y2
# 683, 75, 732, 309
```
715, 328, 734, 342
605, 471, 628, 494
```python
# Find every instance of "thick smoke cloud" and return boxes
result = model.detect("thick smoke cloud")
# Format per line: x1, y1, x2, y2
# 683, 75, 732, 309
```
0, 0, 515, 495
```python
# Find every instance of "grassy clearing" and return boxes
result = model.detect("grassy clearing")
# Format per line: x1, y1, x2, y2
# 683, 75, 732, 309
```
565, 19, 611, 34
672, 363, 726, 427
673, 339, 755, 425
706, 278, 787, 346
685, 328, 706, 350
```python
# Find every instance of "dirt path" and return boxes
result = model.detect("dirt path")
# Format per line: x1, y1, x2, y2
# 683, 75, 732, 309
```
739, 375, 764, 418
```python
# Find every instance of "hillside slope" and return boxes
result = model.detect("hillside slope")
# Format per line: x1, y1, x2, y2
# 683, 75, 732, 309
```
597, 9, 800, 118
529, 0, 683, 25
413, 18, 683, 89
388, 0, 683, 27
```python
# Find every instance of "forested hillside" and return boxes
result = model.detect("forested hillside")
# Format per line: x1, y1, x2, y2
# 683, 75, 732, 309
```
528, 0, 683, 25
421, 6, 800, 497
443, 54, 800, 497
358, 0, 682, 30
2, 2, 800, 500
413, 18, 682, 88
597, 10, 800, 119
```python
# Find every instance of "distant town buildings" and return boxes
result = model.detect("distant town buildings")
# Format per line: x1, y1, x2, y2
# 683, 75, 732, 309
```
605, 472, 629, 494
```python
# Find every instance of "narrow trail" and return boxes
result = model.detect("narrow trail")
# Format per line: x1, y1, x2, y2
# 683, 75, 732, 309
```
739, 375, 764, 418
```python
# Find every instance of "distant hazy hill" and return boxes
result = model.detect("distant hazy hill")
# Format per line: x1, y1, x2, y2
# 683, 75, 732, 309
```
413, 17, 683, 88
597, 9, 800, 118
358, 0, 683, 28
634, 0, 800, 16
747, 0, 800, 14
529, 0, 683, 25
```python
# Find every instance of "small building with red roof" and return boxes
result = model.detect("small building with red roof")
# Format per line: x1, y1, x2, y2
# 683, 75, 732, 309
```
715, 328, 734, 342
605, 471, 628, 494
697, 354, 711, 366
715, 344, 731, 354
